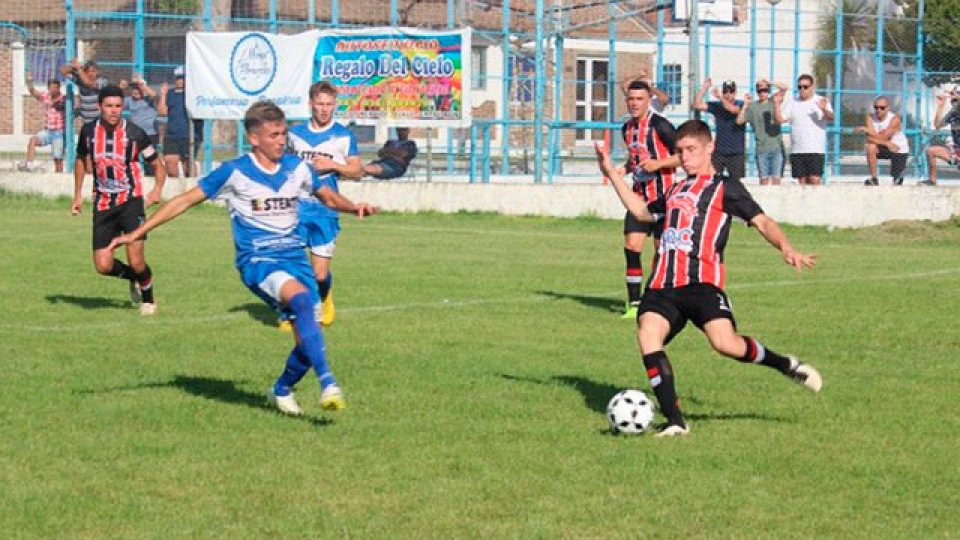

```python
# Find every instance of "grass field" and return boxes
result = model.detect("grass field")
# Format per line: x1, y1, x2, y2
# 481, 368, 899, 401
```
1, 191, 958, 538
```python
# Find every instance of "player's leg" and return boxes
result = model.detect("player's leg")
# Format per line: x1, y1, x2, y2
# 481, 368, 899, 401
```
120, 198, 156, 314
865, 143, 880, 185
305, 218, 338, 326
637, 290, 689, 436
92, 206, 140, 303
622, 219, 648, 319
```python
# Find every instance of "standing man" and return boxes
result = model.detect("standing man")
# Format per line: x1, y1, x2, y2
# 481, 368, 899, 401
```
122, 74, 160, 176
108, 101, 377, 414
157, 66, 192, 177
694, 78, 746, 181
736, 79, 788, 185
20, 74, 66, 173
60, 59, 105, 128
286, 81, 363, 329
71, 85, 165, 315
858, 96, 910, 186
776, 74, 834, 185
595, 120, 822, 438
619, 80, 680, 320
922, 90, 960, 186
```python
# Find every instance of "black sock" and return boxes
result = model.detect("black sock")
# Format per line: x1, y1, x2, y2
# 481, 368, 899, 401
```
109, 259, 136, 281
624, 248, 643, 305
135, 265, 154, 304
643, 350, 685, 427
737, 336, 795, 374
317, 272, 332, 302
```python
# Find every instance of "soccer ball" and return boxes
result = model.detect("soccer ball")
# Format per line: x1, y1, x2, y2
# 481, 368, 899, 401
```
607, 389, 656, 435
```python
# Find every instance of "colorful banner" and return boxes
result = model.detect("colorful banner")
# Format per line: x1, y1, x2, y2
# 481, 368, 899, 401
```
314, 27, 471, 127
185, 30, 318, 120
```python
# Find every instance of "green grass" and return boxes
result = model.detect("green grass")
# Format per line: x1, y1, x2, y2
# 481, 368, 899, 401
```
1, 192, 958, 538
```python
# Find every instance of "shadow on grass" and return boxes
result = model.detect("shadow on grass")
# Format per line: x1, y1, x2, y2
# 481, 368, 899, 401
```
536, 290, 623, 314
80, 374, 331, 427
228, 302, 279, 328
45, 294, 131, 310
498, 373, 789, 424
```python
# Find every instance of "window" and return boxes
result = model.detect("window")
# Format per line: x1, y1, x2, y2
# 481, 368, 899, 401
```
575, 58, 609, 142
510, 56, 535, 102
471, 46, 487, 90
662, 63, 682, 105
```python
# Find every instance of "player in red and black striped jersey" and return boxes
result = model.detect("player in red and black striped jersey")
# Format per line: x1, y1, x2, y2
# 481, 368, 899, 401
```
618, 80, 679, 320
71, 85, 166, 315
596, 119, 821, 438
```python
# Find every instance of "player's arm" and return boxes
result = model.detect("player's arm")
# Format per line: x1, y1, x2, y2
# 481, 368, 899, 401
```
108, 186, 208, 250
750, 213, 816, 273
693, 78, 711, 111
313, 185, 377, 217
71, 157, 86, 215
146, 152, 166, 206
594, 142, 654, 223
640, 117, 681, 172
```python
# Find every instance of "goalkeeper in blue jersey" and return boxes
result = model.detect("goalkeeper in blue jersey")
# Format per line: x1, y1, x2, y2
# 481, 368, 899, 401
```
286, 81, 363, 329
109, 101, 377, 415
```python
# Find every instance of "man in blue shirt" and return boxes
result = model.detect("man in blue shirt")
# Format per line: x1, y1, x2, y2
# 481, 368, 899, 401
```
108, 101, 377, 415
286, 81, 363, 328
694, 78, 746, 181
158, 66, 193, 177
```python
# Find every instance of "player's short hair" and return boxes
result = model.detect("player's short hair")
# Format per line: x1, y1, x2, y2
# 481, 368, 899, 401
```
97, 85, 124, 103
797, 73, 814, 86
47, 79, 60, 87
675, 119, 713, 144
309, 81, 338, 100
626, 80, 651, 94
244, 101, 286, 133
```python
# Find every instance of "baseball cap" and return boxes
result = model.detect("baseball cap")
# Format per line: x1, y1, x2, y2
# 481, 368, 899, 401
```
721, 80, 736, 93
173, 65, 185, 78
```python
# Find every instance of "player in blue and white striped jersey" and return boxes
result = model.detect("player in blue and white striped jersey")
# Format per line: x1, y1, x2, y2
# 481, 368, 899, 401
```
286, 81, 363, 328
109, 101, 377, 415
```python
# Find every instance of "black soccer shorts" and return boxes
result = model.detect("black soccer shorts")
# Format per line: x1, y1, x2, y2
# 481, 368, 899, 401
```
639, 283, 737, 345
92, 197, 146, 250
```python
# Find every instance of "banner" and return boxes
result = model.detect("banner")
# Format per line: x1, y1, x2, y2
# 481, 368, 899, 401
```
314, 27, 471, 127
186, 30, 318, 119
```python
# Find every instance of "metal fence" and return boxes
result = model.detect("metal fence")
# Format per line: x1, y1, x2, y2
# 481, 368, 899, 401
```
2, 0, 950, 183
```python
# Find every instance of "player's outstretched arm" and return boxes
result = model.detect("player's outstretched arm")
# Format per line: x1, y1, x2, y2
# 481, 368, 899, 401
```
71, 158, 86, 215
107, 186, 208, 250
314, 185, 378, 217
594, 141, 654, 223
750, 213, 817, 273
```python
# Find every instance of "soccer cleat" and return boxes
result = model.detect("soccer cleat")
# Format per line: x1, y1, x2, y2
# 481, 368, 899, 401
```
268, 388, 302, 416
129, 280, 142, 305
139, 302, 157, 316
863, 177, 879, 186
320, 292, 336, 327
319, 384, 345, 411
654, 423, 690, 438
786, 356, 822, 393
620, 302, 640, 320
277, 319, 293, 332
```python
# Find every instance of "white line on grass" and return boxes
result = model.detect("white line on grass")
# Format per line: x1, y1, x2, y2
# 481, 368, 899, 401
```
2, 268, 958, 334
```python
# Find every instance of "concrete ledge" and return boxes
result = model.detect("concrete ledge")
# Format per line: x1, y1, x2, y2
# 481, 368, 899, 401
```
2, 172, 958, 228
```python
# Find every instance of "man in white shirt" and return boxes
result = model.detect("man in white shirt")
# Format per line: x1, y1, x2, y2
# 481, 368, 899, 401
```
775, 74, 834, 185
856, 96, 909, 186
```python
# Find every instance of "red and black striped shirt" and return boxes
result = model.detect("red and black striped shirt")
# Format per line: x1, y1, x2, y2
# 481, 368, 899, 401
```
621, 110, 677, 203
646, 173, 763, 290
76, 119, 158, 212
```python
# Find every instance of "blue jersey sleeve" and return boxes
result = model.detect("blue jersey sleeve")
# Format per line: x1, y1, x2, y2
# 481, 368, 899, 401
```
198, 162, 234, 199
348, 133, 358, 157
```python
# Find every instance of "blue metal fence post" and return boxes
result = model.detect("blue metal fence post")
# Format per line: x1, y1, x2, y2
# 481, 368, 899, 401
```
748, 1, 756, 90
916, 0, 925, 180
390, 0, 398, 26
831, 0, 844, 179
768, 1, 775, 80
533, 0, 545, 183
875, 1, 884, 98
269, 0, 277, 33
308, 0, 315, 25
482, 125, 491, 183
65, 0, 76, 173
548, 34, 563, 178
500, 0, 511, 176
447, 0, 456, 175
135, 0, 145, 76
655, 7, 664, 85
203, 0, 213, 174
469, 123, 478, 182
704, 25, 711, 78
793, 0, 800, 85
332, 0, 340, 25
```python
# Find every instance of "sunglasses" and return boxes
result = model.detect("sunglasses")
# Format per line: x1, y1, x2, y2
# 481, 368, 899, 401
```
756, 87, 771, 93
797, 84, 811, 90
874, 105, 887, 110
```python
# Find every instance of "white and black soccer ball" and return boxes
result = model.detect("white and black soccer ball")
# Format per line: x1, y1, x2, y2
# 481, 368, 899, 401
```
607, 389, 656, 435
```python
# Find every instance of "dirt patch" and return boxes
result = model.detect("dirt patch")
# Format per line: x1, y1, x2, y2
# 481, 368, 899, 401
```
854, 216, 960, 244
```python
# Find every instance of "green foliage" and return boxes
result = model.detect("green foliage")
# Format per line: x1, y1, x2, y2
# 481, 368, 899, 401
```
1, 195, 959, 536
151, 0, 199, 14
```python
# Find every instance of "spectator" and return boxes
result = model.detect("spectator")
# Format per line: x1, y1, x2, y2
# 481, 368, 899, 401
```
157, 66, 193, 177
122, 74, 160, 175
694, 78, 745, 181
922, 89, 960, 186
363, 128, 418, 179
59, 59, 105, 127
775, 74, 834, 185
19, 74, 66, 173
620, 69, 671, 113
736, 79, 788, 185
857, 96, 910, 186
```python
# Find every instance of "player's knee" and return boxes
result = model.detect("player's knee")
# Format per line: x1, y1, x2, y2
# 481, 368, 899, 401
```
93, 259, 113, 275
709, 334, 742, 357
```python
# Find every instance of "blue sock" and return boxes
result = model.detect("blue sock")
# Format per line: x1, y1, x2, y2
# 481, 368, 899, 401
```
318, 272, 332, 301
289, 291, 337, 390
273, 347, 311, 396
